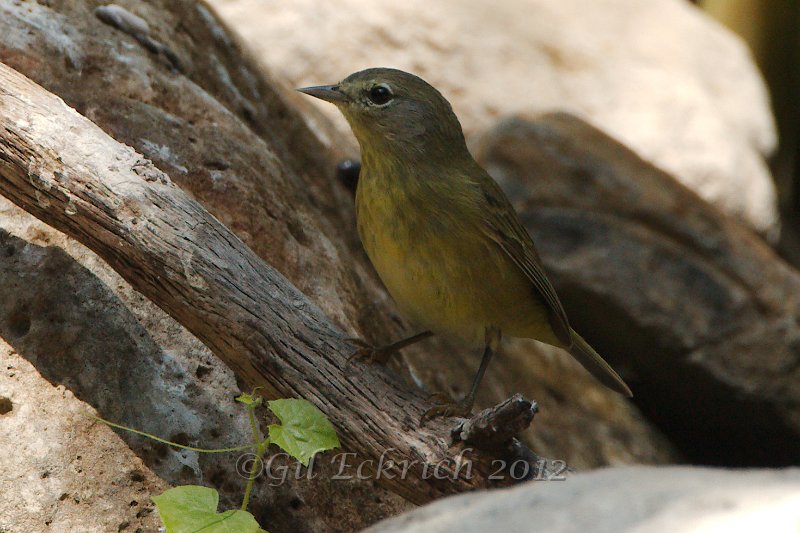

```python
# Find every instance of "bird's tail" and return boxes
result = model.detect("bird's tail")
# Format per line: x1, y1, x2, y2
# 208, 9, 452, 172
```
568, 329, 633, 397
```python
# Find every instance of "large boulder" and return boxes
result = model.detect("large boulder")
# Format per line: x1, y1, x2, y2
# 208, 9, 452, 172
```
365, 466, 800, 533
207, 0, 779, 236
0, 338, 169, 532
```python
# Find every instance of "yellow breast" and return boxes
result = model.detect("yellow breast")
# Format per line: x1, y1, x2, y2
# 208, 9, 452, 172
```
355, 172, 552, 348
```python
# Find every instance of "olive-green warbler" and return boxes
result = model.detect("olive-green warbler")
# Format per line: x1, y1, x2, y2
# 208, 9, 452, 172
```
300, 68, 631, 419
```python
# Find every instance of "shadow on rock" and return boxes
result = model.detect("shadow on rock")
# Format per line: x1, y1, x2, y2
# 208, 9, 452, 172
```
0, 228, 252, 499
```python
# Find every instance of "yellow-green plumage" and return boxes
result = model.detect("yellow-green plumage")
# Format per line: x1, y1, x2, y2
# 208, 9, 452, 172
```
299, 68, 631, 417
355, 153, 560, 349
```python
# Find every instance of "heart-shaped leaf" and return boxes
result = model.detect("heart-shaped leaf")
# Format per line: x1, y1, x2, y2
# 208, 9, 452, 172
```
268, 399, 340, 466
152, 486, 264, 533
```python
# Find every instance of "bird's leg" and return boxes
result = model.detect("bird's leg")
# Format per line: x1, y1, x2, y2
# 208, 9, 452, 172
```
421, 344, 494, 423
346, 330, 433, 365
421, 328, 500, 424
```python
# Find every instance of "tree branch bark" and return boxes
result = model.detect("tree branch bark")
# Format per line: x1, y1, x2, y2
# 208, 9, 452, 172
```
0, 62, 557, 503
453, 394, 538, 450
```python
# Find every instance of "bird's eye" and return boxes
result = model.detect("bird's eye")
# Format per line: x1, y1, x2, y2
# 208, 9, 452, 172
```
368, 84, 393, 105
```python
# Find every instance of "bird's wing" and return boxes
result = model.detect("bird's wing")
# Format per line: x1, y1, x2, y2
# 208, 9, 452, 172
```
474, 173, 572, 346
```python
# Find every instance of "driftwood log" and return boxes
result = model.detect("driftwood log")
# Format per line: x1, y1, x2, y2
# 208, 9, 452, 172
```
0, 62, 558, 504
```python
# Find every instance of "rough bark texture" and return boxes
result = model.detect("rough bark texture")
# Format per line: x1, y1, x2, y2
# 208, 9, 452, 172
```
453, 394, 538, 451
474, 115, 800, 466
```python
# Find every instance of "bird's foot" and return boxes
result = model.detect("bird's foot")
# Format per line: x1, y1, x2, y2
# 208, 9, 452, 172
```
345, 338, 396, 365
420, 393, 474, 425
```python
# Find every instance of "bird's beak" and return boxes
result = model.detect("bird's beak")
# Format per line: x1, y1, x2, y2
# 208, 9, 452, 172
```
297, 85, 349, 104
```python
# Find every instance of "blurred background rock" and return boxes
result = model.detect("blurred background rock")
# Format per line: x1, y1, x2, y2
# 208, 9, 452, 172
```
209, 0, 782, 238
696, 0, 800, 265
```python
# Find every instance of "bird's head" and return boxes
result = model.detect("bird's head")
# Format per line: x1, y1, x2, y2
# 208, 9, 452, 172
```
299, 68, 469, 163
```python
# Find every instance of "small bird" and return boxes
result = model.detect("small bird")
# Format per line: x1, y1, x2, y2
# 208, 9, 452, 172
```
299, 68, 631, 419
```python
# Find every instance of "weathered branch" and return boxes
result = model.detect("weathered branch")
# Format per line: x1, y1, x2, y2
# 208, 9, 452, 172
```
0, 62, 557, 503
453, 394, 538, 450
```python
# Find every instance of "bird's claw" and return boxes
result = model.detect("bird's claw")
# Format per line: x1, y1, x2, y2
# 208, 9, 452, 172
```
420, 396, 473, 425
345, 337, 394, 365
426, 391, 452, 404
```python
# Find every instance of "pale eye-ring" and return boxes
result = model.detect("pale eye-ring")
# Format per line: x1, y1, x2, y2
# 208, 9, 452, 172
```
367, 84, 393, 105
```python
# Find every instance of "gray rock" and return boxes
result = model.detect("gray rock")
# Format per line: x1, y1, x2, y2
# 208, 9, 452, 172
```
365, 466, 800, 533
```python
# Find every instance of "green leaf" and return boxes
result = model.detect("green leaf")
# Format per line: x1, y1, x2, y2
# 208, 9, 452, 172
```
152, 486, 263, 533
267, 399, 340, 466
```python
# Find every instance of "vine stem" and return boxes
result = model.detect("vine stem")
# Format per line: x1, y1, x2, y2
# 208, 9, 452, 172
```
241, 404, 269, 512
90, 414, 254, 453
